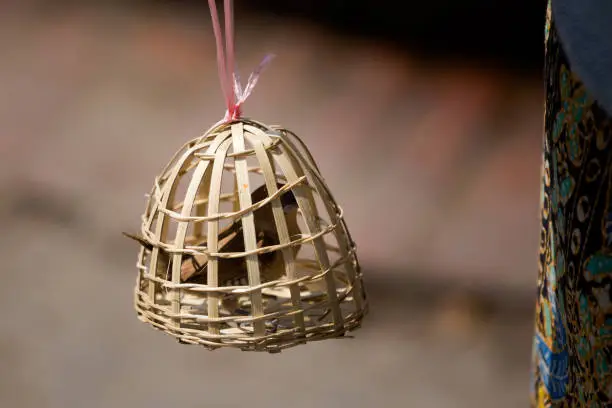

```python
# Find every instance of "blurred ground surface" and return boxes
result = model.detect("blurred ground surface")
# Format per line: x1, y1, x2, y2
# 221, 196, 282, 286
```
1, 3, 541, 407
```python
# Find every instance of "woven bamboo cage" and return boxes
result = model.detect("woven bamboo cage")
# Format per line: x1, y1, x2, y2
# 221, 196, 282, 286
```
130, 119, 368, 352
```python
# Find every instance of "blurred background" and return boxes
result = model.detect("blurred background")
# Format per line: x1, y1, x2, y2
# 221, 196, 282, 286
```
1, 0, 546, 407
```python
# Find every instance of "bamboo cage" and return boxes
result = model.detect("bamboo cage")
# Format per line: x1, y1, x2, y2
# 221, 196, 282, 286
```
131, 119, 368, 352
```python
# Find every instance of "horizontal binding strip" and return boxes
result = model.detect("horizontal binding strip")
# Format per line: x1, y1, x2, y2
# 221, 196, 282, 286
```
138, 208, 343, 257
152, 176, 308, 222
141, 248, 357, 293
194, 137, 282, 160
136, 289, 353, 327
168, 178, 314, 210
134, 301, 363, 344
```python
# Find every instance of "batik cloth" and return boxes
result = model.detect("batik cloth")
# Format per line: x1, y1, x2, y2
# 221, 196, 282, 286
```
531, 1, 612, 406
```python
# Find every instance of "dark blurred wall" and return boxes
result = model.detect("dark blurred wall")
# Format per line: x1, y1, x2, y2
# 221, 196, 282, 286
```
15, 0, 547, 73
156, 0, 548, 74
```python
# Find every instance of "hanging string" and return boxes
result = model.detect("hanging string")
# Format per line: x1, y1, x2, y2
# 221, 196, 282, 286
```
207, 0, 231, 112
208, 0, 274, 123
224, 0, 235, 112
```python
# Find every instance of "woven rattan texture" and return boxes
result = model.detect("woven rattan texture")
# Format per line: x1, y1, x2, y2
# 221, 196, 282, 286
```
131, 119, 368, 352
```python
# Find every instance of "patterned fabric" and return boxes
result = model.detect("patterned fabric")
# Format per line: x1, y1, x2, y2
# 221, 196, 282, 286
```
531, 1, 612, 406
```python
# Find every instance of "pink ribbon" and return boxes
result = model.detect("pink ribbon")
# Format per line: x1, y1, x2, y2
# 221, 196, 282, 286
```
208, 0, 274, 123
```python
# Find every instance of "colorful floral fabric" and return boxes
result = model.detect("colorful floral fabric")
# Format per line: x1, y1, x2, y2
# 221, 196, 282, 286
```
531, 1, 612, 406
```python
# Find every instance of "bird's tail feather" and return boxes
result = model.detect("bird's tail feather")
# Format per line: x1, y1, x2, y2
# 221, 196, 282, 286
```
122, 232, 155, 251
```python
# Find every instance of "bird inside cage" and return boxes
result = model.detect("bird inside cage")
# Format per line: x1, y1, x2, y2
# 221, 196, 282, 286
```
124, 182, 302, 311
